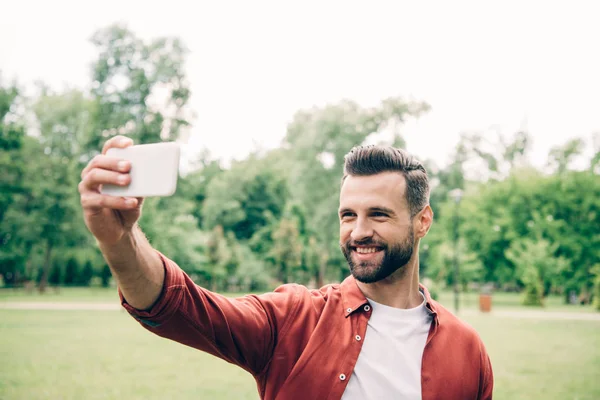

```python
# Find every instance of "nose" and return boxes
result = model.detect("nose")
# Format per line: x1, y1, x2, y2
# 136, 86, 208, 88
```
350, 217, 374, 242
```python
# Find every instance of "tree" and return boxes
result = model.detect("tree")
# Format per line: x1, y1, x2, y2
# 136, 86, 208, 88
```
506, 238, 570, 305
79, 260, 94, 286
0, 81, 30, 284
87, 24, 192, 156
30, 90, 94, 292
426, 238, 484, 289
591, 264, 600, 311
270, 218, 303, 284
33, 87, 97, 159
204, 225, 229, 291
202, 155, 288, 241
177, 151, 223, 229
547, 138, 584, 174
64, 258, 79, 286
454, 169, 599, 299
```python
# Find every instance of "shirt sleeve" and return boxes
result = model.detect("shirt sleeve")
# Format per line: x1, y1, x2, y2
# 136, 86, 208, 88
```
478, 342, 494, 399
119, 251, 301, 376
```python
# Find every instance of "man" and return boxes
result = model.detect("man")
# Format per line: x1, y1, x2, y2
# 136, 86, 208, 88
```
79, 136, 493, 400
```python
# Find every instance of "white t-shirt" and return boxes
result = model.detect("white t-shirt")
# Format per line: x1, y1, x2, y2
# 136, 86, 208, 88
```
341, 293, 433, 400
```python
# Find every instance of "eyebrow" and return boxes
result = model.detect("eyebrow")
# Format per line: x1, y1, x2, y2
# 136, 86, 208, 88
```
338, 206, 396, 216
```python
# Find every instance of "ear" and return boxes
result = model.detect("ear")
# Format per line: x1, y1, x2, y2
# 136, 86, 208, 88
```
414, 205, 433, 238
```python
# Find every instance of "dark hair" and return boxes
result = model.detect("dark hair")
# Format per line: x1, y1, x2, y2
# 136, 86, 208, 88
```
342, 145, 429, 217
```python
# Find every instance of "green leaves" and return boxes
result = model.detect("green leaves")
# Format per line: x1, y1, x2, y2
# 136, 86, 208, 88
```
88, 24, 191, 150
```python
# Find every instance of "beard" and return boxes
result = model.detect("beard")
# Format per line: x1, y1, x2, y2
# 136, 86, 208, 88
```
341, 227, 415, 284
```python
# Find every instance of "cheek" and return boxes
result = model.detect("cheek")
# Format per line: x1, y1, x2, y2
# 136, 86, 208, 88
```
378, 223, 406, 242
339, 223, 352, 243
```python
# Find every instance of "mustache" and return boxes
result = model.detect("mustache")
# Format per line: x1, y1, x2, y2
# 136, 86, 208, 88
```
344, 238, 387, 248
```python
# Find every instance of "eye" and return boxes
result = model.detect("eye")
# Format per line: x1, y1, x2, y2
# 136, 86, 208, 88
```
340, 212, 356, 219
371, 212, 388, 219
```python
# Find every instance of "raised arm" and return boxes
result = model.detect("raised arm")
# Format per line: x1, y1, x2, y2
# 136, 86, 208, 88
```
78, 135, 164, 310
78, 136, 299, 376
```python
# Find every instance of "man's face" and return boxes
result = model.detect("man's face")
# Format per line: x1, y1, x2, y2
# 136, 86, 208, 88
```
339, 172, 416, 283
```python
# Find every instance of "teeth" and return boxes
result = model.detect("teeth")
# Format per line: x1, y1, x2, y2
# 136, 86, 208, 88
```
356, 247, 378, 254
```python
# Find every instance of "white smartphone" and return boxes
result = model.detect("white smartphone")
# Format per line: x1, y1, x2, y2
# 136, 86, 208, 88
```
100, 142, 180, 198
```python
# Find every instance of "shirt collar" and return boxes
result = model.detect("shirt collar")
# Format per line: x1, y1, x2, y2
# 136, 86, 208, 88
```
340, 275, 440, 323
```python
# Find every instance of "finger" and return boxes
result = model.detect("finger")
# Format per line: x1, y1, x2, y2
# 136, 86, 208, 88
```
81, 154, 131, 180
102, 135, 134, 155
81, 192, 139, 211
81, 168, 131, 192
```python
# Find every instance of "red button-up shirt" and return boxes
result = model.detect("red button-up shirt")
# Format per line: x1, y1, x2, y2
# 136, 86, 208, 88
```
121, 252, 494, 399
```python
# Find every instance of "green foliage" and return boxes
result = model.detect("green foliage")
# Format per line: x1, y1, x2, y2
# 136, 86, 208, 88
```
0, 82, 29, 284
270, 218, 303, 284
547, 138, 584, 174
64, 258, 79, 286
452, 168, 599, 297
505, 238, 570, 299
203, 225, 229, 291
1, 24, 598, 304
519, 264, 544, 306
202, 156, 288, 241
426, 238, 483, 288
100, 265, 112, 288
79, 260, 94, 286
592, 265, 600, 311
88, 23, 191, 153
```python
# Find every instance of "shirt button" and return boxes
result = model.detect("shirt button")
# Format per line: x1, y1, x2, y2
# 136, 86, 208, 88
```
339, 374, 346, 381
355, 335, 361, 341
346, 307, 352, 313
364, 305, 371, 312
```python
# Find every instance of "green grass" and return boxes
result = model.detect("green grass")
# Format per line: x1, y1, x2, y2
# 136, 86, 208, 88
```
0, 287, 260, 303
1, 286, 595, 313
0, 287, 122, 303
0, 310, 258, 400
1, 308, 599, 399
437, 290, 596, 313
465, 314, 600, 400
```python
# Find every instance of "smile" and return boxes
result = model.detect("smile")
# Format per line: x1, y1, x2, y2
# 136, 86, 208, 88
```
352, 247, 383, 254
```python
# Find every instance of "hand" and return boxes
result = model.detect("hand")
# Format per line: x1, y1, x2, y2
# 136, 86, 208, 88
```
78, 135, 144, 246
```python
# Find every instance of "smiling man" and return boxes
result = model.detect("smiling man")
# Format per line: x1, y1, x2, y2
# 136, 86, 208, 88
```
80, 138, 493, 400
337, 147, 493, 399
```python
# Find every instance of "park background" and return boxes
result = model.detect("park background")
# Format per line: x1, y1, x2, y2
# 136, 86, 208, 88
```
1, 1, 599, 399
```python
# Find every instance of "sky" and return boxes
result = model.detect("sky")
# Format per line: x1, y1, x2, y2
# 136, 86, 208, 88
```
2, 0, 599, 170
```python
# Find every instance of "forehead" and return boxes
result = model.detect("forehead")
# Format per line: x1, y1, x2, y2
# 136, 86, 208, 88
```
339, 172, 407, 211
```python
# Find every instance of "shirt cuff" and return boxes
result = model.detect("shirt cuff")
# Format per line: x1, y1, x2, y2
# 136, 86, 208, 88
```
118, 251, 185, 327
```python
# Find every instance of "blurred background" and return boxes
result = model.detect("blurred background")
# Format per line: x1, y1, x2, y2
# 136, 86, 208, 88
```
1, 1, 599, 399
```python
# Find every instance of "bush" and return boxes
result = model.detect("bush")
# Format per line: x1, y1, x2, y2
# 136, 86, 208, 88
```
100, 265, 112, 288
521, 264, 544, 307
64, 258, 79, 285
48, 262, 63, 286
592, 264, 600, 312
79, 261, 94, 286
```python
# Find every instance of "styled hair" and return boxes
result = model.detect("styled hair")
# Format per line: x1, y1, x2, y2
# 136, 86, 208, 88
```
342, 145, 430, 217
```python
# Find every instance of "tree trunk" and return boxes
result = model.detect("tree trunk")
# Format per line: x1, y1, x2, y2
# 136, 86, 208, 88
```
38, 240, 53, 293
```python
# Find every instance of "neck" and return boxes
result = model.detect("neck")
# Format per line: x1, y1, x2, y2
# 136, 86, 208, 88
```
356, 252, 422, 309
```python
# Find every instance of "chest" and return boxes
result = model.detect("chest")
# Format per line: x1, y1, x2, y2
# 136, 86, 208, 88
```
340, 310, 432, 400
264, 304, 480, 400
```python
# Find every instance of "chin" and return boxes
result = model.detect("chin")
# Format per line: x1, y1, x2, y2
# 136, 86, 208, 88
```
351, 263, 405, 284
351, 265, 386, 284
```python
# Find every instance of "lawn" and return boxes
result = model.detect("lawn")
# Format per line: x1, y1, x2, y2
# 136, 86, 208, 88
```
0, 287, 123, 303
1, 285, 595, 313
1, 307, 599, 399
0, 287, 257, 303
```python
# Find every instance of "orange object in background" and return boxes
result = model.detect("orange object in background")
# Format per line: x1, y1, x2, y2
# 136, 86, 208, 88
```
479, 294, 492, 312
